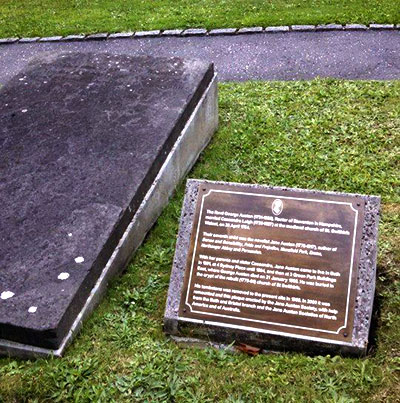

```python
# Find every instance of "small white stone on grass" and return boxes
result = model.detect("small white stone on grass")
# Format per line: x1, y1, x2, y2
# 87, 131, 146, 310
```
1, 291, 14, 300
58, 272, 70, 280
75, 256, 84, 263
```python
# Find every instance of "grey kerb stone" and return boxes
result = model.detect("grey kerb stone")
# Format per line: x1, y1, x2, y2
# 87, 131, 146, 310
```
209, 28, 238, 36
237, 27, 263, 34
265, 26, 290, 33
108, 32, 134, 39
38, 36, 63, 42
62, 35, 86, 41
0, 38, 18, 44
182, 28, 208, 36
369, 24, 395, 30
162, 29, 184, 36
86, 33, 108, 40
291, 25, 316, 31
345, 24, 368, 30
134, 30, 161, 37
316, 24, 343, 31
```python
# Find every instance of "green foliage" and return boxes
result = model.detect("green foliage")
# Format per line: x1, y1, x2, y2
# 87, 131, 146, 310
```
0, 80, 399, 401
204, 81, 400, 201
0, 0, 399, 37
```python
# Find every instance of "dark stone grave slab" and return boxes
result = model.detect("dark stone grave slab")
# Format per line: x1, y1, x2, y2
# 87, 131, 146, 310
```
164, 180, 380, 355
0, 53, 218, 357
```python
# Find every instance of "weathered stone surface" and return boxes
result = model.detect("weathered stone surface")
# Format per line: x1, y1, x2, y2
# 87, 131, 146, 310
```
38, 36, 63, 42
0, 53, 214, 350
86, 33, 108, 40
134, 30, 161, 37
369, 24, 395, 30
209, 28, 237, 36
182, 28, 208, 36
237, 27, 263, 34
316, 24, 343, 31
265, 26, 289, 33
291, 25, 316, 31
108, 32, 134, 39
62, 35, 86, 41
18, 37, 40, 43
161, 29, 184, 36
164, 180, 380, 356
0, 38, 18, 44
345, 24, 368, 30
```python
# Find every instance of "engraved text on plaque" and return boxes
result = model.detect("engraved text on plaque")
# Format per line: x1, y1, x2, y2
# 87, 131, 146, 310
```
179, 183, 364, 343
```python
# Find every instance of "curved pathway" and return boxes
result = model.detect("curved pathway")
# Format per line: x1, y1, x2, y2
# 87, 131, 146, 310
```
0, 30, 399, 84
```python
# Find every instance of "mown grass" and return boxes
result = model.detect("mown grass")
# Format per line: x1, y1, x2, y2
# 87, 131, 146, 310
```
0, 80, 399, 402
0, 0, 399, 38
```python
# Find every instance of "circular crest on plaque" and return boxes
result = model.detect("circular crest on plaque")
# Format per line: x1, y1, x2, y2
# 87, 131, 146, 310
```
272, 199, 283, 216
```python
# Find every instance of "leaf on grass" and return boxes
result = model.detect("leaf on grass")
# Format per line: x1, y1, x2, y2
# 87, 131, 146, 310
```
236, 343, 261, 356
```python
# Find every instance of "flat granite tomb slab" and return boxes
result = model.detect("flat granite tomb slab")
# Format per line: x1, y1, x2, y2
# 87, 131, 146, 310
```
0, 53, 218, 357
164, 180, 380, 356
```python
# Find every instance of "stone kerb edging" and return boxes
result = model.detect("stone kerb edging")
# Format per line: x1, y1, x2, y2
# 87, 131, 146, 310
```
0, 23, 399, 44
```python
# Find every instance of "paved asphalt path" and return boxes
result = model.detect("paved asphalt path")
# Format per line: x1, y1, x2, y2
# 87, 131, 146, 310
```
0, 30, 399, 85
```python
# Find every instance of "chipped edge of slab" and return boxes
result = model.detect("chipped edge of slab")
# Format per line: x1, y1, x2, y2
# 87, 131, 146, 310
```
182, 28, 208, 36
164, 180, 380, 356
2, 23, 399, 45
85, 33, 109, 40
134, 30, 160, 38
108, 32, 134, 39
0, 73, 218, 359
291, 25, 316, 31
209, 28, 238, 36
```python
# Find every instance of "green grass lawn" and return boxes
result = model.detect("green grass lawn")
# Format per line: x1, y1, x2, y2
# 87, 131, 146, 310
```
0, 0, 398, 38
0, 80, 399, 402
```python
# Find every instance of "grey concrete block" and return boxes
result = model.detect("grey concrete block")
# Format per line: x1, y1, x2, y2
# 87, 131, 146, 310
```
108, 32, 134, 39
62, 34, 86, 41
18, 37, 40, 43
161, 29, 184, 36
316, 23, 344, 31
291, 25, 316, 31
134, 30, 161, 38
0, 71, 218, 359
369, 23, 395, 30
209, 28, 238, 36
39, 36, 63, 42
86, 33, 108, 40
182, 28, 208, 36
0, 38, 19, 44
264, 26, 289, 33
345, 24, 368, 30
237, 27, 263, 34
0, 53, 217, 357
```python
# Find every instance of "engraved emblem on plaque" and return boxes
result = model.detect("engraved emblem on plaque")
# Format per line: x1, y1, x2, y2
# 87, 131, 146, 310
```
272, 198, 283, 216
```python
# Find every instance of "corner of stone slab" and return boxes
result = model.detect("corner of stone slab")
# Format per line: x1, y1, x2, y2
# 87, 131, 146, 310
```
347, 342, 368, 357
186, 178, 199, 187
49, 348, 64, 358
163, 316, 180, 335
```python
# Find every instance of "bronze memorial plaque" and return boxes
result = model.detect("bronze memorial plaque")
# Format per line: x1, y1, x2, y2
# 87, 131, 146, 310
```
179, 183, 365, 344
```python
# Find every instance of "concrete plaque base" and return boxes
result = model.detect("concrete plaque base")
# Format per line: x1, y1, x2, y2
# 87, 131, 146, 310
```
164, 180, 380, 356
